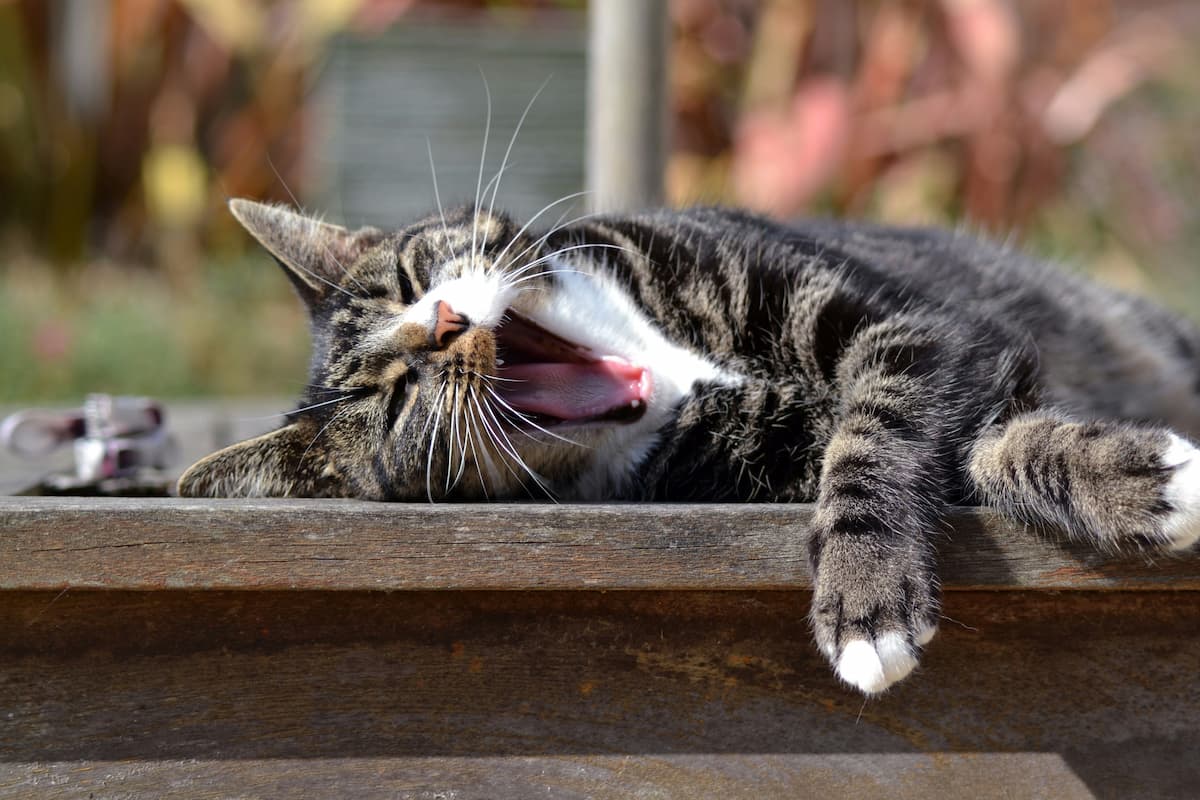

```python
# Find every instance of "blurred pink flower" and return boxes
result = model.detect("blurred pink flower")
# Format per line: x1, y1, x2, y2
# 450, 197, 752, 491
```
733, 78, 850, 215
32, 322, 72, 363
942, 0, 1020, 82
352, 0, 418, 33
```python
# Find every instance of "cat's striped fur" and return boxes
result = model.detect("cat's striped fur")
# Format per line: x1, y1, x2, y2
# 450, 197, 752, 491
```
180, 200, 1200, 695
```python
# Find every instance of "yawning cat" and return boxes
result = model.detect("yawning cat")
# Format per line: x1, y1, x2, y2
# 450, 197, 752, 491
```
179, 199, 1200, 694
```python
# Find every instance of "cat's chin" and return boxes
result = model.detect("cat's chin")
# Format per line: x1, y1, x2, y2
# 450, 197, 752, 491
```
492, 310, 653, 429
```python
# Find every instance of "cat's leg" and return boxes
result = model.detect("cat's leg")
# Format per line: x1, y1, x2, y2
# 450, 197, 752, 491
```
969, 411, 1200, 552
810, 432, 941, 694
808, 319, 963, 695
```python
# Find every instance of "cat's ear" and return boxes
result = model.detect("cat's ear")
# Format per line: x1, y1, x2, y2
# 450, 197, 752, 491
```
177, 423, 340, 498
229, 198, 383, 305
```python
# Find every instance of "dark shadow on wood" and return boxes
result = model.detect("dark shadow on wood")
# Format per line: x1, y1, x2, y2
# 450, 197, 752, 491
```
3, 497, 1198, 797
1, 589, 1197, 799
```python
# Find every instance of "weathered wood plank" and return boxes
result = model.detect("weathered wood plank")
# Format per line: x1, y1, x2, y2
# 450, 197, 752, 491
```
1, 498, 1196, 591
1, 590, 1197, 798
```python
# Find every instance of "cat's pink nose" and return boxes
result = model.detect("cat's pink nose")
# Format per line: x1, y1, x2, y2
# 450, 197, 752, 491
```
434, 300, 470, 348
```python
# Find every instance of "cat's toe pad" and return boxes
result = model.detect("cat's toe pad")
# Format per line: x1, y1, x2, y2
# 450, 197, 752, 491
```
835, 633, 919, 695
1162, 434, 1200, 551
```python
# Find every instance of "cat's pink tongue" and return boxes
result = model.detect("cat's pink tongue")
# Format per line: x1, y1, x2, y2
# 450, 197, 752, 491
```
497, 358, 649, 421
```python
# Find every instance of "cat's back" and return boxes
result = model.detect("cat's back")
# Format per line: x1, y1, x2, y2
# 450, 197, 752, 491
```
584, 207, 1200, 434
612, 206, 1078, 318
784, 216, 1200, 429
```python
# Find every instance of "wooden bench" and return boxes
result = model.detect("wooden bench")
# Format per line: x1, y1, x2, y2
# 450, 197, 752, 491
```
2, 498, 1198, 798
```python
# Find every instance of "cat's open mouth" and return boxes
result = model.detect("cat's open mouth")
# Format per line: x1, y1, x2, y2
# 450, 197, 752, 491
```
492, 311, 651, 427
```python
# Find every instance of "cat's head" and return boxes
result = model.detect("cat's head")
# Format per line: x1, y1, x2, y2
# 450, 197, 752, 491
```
177, 199, 653, 500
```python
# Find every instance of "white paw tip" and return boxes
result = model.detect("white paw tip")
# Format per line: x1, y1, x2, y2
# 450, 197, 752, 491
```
875, 632, 919, 684
836, 640, 887, 694
835, 635, 920, 694
1162, 434, 1200, 552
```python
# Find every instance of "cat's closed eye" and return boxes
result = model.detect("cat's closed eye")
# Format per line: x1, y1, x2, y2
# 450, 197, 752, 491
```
385, 370, 417, 428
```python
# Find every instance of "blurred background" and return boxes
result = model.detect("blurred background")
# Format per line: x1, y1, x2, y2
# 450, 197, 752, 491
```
2, 0, 1199, 404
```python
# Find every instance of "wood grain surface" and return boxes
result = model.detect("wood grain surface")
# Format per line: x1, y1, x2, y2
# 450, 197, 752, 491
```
1, 497, 1197, 591
3, 497, 1198, 797
2, 590, 1198, 799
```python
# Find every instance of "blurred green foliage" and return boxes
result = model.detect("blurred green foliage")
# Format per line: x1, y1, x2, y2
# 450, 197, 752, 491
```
2, 0, 1199, 402
0, 257, 308, 403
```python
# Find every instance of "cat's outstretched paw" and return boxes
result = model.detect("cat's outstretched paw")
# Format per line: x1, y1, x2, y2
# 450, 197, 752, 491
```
1162, 433, 1200, 552
823, 623, 936, 694
835, 635, 916, 694
810, 545, 939, 695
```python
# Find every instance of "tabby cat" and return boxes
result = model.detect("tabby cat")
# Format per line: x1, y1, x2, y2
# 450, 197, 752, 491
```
179, 198, 1200, 695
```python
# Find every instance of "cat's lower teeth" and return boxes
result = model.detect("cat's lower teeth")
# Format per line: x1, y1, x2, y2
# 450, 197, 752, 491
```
593, 401, 648, 424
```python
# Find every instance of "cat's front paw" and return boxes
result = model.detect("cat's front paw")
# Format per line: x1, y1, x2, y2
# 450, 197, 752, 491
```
1162, 433, 1200, 551
823, 625, 936, 694
809, 540, 939, 695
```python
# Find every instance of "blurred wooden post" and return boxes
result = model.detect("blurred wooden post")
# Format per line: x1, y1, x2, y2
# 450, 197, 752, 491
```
53, 0, 110, 122
586, 0, 669, 213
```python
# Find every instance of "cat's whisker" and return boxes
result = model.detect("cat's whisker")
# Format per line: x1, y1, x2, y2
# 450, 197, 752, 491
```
478, 396, 557, 501
483, 384, 586, 448
447, 381, 473, 494
486, 76, 551, 226
445, 381, 461, 493
473, 392, 527, 472
476, 372, 527, 384
505, 245, 626, 280
283, 255, 365, 301
461, 390, 488, 498
455, 394, 471, 489
303, 223, 368, 298
506, 243, 640, 281
512, 240, 641, 272
501, 244, 638, 289
472, 392, 529, 491
504, 269, 589, 288
424, 380, 448, 503
416, 380, 443, 442
478, 409, 548, 502
425, 138, 456, 263
235, 393, 359, 422
497, 209, 609, 275
299, 404, 353, 464
453, 385, 477, 489
492, 408, 549, 446
231, 411, 289, 423
551, 241, 642, 259
291, 394, 363, 414
480, 161, 518, 216
471, 74, 493, 271
303, 385, 372, 398
498, 206, 577, 272
265, 154, 369, 298
488, 190, 593, 274
487, 400, 563, 448
463, 390, 494, 499
473, 391, 511, 495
